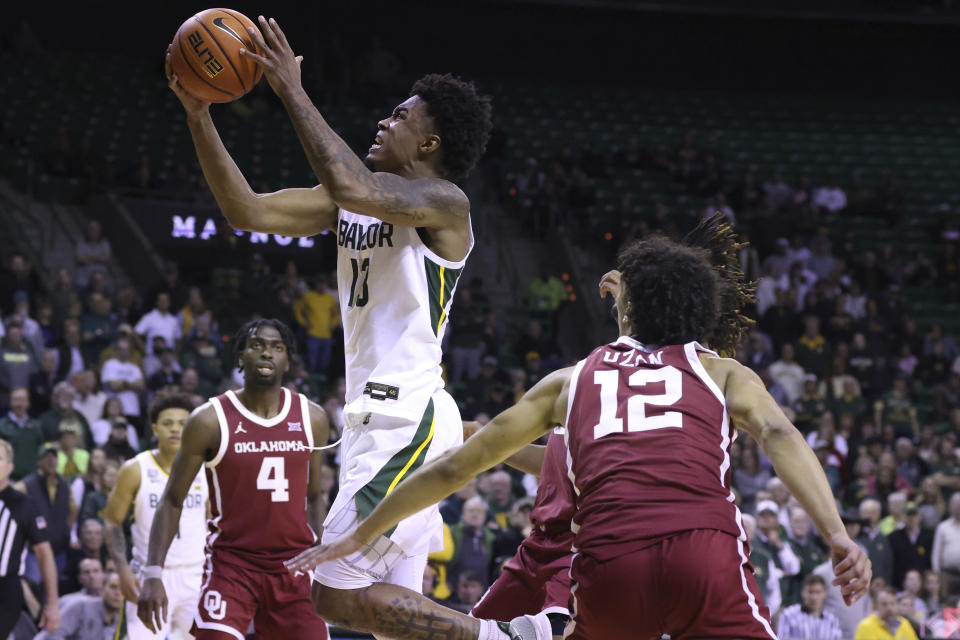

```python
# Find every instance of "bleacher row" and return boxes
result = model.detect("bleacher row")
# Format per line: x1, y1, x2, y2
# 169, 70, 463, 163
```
2, 52, 958, 335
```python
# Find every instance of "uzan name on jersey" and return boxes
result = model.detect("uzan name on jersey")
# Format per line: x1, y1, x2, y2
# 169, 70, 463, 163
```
233, 440, 308, 454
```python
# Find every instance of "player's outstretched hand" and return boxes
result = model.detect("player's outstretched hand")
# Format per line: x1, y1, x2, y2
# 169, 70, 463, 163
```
164, 45, 210, 116
829, 534, 872, 606
285, 529, 365, 574
137, 578, 169, 634
240, 16, 304, 101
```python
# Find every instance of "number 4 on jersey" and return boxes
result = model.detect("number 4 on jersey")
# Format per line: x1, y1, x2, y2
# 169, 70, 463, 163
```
593, 366, 683, 439
256, 457, 290, 502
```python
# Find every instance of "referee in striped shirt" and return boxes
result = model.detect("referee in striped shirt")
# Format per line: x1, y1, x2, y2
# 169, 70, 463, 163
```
0, 439, 60, 636
777, 573, 842, 640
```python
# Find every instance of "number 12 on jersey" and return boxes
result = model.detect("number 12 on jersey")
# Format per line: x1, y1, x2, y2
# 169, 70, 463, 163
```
593, 366, 683, 439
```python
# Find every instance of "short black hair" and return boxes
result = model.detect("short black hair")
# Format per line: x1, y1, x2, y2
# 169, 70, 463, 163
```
617, 237, 719, 347
233, 319, 296, 369
802, 573, 826, 589
410, 73, 493, 183
148, 390, 196, 425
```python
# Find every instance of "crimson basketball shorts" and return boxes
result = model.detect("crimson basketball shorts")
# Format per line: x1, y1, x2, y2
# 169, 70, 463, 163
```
192, 557, 328, 639
567, 529, 777, 640
471, 544, 572, 620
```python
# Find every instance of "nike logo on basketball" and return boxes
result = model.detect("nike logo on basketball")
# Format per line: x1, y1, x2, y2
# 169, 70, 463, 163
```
212, 17, 248, 48
235, 421, 247, 434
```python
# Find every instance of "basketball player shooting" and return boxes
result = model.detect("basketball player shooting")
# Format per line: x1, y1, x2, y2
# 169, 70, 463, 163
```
163, 14, 534, 640
290, 219, 873, 640
138, 320, 332, 639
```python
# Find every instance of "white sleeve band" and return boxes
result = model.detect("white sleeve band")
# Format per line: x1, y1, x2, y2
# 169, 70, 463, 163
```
143, 565, 163, 580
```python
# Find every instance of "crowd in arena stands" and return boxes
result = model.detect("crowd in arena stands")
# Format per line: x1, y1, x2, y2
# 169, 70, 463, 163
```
2, 127, 960, 637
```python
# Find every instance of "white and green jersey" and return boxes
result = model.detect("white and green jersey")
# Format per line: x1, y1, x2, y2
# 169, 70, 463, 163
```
130, 451, 207, 568
335, 208, 473, 422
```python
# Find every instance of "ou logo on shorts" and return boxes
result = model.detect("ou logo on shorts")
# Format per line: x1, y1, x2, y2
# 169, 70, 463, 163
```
204, 590, 227, 620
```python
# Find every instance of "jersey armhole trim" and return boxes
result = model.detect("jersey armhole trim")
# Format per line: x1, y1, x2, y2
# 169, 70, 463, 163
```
683, 342, 726, 406
300, 393, 314, 450
415, 213, 474, 269
207, 399, 230, 469
564, 358, 587, 428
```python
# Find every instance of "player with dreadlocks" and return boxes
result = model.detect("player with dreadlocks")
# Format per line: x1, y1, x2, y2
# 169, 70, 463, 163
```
139, 319, 334, 639
289, 215, 872, 640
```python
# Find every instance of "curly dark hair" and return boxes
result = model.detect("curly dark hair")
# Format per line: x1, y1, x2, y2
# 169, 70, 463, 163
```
618, 237, 719, 348
617, 214, 756, 355
148, 390, 197, 425
683, 213, 757, 356
410, 73, 493, 184
233, 319, 296, 371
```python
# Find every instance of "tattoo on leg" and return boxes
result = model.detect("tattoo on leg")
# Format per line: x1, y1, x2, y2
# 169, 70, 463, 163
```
362, 589, 479, 640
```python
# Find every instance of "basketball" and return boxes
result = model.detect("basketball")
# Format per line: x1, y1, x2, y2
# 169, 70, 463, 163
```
169, 8, 263, 103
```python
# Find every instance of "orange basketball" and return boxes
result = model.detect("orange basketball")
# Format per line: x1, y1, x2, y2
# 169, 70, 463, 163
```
169, 8, 263, 103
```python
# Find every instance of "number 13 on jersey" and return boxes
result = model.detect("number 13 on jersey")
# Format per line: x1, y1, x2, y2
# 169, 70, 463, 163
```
593, 366, 683, 439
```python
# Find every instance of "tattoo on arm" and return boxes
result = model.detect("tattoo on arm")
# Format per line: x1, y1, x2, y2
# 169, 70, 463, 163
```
105, 523, 129, 568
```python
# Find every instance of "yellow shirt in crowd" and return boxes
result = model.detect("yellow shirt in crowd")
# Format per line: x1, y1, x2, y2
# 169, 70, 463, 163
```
294, 290, 339, 339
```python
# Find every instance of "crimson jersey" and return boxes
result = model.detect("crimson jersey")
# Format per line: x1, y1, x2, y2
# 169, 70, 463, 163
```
525, 428, 576, 555
205, 388, 317, 573
565, 337, 741, 561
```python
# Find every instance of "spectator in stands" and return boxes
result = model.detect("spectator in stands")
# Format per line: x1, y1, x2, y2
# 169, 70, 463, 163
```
0, 387, 43, 480
513, 319, 561, 370
813, 176, 847, 213
28, 348, 58, 416
56, 319, 86, 384
56, 422, 88, 480
178, 367, 205, 408
38, 382, 92, 448
894, 438, 925, 488
101, 418, 137, 462
0, 317, 38, 401
178, 322, 222, 398
742, 513, 782, 614
74, 220, 111, 289
815, 509, 872, 639
38, 570, 125, 640
921, 569, 943, 616
0, 253, 41, 314
61, 518, 106, 595
919, 339, 953, 386
860, 498, 895, 586
899, 569, 928, 622
776, 573, 842, 640
59, 558, 104, 612
889, 502, 934, 588
70, 370, 105, 429
796, 315, 828, 377
770, 343, 806, 405
134, 291, 180, 358
754, 499, 802, 602
100, 337, 143, 420
807, 236, 838, 281
854, 587, 918, 640
763, 170, 793, 210
875, 377, 919, 441
933, 492, 960, 597
15, 445, 75, 581
445, 570, 487, 614
440, 476, 478, 525
492, 496, 534, 568
448, 288, 486, 383
525, 265, 567, 325
294, 276, 339, 377
755, 263, 782, 317
485, 470, 516, 530
733, 442, 770, 514
916, 476, 946, 529
69, 446, 104, 517
79, 292, 117, 365
448, 496, 496, 590
77, 457, 117, 526
146, 344, 181, 393
761, 289, 803, 350
90, 396, 138, 453
854, 251, 891, 295
177, 286, 210, 338
793, 375, 827, 433
762, 238, 794, 278
50, 267, 79, 328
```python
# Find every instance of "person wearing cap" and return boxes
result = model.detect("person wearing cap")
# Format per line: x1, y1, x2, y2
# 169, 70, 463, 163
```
37, 382, 93, 450
0, 387, 44, 480
55, 420, 90, 481
753, 498, 802, 609
14, 443, 77, 585
888, 502, 933, 589
134, 292, 181, 359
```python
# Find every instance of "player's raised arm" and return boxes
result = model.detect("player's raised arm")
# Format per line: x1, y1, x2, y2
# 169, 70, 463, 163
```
286, 368, 571, 573
103, 460, 142, 602
240, 18, 471, 231
138, 405, 219, 632
164, 48, 338, 237
719, 359, 871, 605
